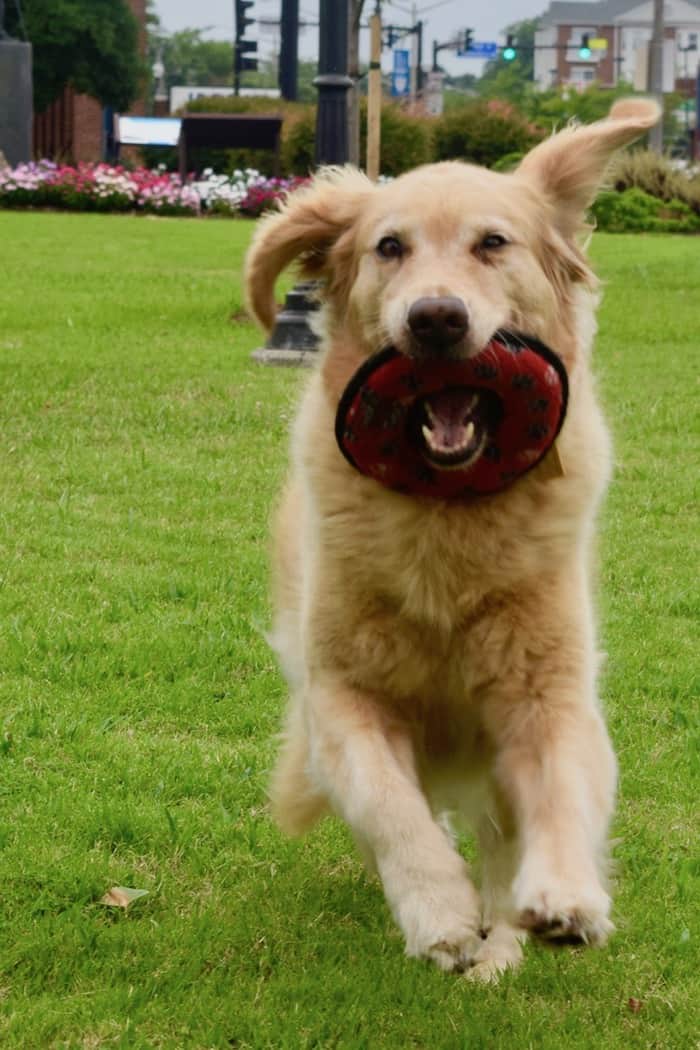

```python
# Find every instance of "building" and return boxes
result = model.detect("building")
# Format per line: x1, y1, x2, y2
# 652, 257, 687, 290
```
534, 0, 700, 92
33, 0, 147, 163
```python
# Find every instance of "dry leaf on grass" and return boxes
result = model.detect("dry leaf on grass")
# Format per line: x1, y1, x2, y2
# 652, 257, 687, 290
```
100, 886, 149, 909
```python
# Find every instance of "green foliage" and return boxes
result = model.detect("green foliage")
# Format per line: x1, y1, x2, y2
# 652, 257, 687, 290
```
433, 98, 543, 168
490, 151, 525, 173
591, 191, 700, 236
523, 82, 680, 148
148, 28, 234, 90
478, 17, 538, 99
607, 149, 700, 214
281, 106, 316, 175
360, 101, 434, 176
5, 0, 141, 112
592, 187, 700, 233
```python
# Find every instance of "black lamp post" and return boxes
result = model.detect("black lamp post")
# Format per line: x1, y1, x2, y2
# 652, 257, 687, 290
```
315, 0, 352, 165
252, 0, 352, 365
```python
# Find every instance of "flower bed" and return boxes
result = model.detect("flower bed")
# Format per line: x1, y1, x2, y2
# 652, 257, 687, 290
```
0, 162, 308, 218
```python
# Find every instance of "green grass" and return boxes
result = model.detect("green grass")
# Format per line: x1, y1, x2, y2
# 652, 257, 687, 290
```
0, 212, 697, 1048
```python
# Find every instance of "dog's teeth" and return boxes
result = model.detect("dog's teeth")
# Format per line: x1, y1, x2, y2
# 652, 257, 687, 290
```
422, 423, 434, 445
425, 403, 437, 426
464, 421, 475, 444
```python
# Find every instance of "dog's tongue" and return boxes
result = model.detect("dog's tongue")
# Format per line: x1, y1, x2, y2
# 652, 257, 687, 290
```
424, 388, 478, 449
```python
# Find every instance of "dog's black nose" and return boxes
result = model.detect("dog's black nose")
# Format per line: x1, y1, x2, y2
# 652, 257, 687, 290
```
407, 297, 469, 350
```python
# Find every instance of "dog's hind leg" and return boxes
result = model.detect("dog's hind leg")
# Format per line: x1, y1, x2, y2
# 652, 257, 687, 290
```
269, 696, 329, 835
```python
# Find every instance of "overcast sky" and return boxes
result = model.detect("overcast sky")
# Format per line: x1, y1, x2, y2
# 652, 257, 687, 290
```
153, 0, 548, 76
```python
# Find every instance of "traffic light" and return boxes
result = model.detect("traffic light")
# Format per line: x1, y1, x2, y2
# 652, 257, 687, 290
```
578, 33, 591, 58
235, 0, 255, 37
462, 28, 473, 52
236, 38, 258, 73
234, 0, 257, 92
503, 34, 516, 61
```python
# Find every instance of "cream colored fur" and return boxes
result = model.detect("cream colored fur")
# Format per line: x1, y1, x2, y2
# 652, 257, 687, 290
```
244, 100, 660, 979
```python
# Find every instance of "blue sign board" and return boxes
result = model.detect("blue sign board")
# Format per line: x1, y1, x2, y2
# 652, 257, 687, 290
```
391, 49, 410, 97
457, 41, 499, 58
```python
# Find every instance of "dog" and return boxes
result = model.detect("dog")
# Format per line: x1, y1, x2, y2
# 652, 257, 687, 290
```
244, 99, 659, 979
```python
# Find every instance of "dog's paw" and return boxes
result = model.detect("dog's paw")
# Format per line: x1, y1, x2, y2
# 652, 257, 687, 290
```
423, 933, 481, 973
400, 885, 482, 973
466, 923, 525, 982
515, 883, 613, 946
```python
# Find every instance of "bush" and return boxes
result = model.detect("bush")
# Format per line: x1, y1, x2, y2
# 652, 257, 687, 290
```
433, 99, 543, 169
282, 107, 316, 175
591, 187, 700, 233
606, 149, 700, 215
283, 101, 434, 178
490, 151, 524, 173
360, 102, 434, 176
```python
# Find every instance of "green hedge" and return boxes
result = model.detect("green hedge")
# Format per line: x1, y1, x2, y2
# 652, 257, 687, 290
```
433, 99, 544, 168
591, 187, 700, 233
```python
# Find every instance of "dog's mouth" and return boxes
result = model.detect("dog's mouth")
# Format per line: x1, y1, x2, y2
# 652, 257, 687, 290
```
413, 387, 501, 469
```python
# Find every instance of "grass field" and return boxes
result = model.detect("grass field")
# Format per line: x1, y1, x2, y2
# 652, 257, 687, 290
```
0, 211, 697, 1049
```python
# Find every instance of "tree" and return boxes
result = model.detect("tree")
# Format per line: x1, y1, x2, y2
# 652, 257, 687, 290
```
148, 27, 234, 91
477, 18, 538, 105
5, 0, 142, 113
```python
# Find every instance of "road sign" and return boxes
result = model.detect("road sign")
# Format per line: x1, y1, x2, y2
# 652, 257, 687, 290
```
457, 41, 499, 59
590, 37, 608, 50
391, 49, 410, 97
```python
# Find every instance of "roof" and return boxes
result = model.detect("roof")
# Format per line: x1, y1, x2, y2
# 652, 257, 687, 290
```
538, 0, 700, 27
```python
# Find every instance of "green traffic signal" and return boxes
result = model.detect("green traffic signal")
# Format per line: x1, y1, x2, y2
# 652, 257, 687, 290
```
503, 46, 516, 61
579, 33, 591, 58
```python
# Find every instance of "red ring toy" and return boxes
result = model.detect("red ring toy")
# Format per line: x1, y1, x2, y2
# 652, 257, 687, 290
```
335, 332, 568, 501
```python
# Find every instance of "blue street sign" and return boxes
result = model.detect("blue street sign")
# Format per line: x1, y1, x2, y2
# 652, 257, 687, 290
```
391, 49, 411, 96
457, 41, 499, 58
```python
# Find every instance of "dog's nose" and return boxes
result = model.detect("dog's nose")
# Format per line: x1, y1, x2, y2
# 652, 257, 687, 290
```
407, 297, 469, 350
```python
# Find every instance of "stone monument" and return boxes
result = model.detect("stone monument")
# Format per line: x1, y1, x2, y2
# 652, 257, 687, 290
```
0, 0, 33, 166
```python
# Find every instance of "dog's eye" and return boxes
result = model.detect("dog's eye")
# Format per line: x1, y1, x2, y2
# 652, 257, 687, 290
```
376, 236, 404, 261
480, 233, 508, 251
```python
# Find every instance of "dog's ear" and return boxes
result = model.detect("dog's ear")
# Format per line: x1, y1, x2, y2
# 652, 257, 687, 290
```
516, 98, 661, 237
245, 166, 374, 331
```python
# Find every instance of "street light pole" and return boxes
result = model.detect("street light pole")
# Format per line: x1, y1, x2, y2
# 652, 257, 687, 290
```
648, 0, 665, 153
252, 0, 352, 365
315, 0, 352, 165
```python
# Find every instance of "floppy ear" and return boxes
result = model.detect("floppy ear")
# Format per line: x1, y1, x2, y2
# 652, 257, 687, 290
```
517, 98, 661, 237
244, 166, 375, 332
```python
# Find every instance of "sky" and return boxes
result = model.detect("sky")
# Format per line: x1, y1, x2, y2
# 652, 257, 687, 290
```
153, 0, 547, 76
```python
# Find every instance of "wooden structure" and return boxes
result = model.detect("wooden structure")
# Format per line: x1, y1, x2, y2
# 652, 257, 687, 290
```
177, 114, 283, 178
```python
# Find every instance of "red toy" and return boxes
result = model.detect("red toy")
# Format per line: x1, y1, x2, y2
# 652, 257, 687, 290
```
335, 332, 568, 501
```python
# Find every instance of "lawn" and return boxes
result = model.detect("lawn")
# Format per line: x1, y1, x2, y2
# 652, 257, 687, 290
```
0, 212, 697, 1049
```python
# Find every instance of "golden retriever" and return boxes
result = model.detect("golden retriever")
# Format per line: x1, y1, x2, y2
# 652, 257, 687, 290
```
244, 99, 659, 979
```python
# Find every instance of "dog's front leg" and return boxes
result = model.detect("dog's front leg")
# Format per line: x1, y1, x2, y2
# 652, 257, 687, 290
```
484, 673, 616, 947
306, 676, 481, 971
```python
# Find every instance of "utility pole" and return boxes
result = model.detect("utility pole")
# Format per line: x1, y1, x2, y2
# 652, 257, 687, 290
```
279, 0, 299, 100
409, 2, 418, 102
367, 3, 382, 179
347, 0, 365, 166
648, 0, 664, 152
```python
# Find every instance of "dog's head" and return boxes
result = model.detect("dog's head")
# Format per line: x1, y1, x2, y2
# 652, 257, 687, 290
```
245, 99, 659, 371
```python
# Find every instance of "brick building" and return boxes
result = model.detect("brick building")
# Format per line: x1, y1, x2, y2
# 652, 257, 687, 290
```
33, 0, 147, 162
534, 0, 700, 91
